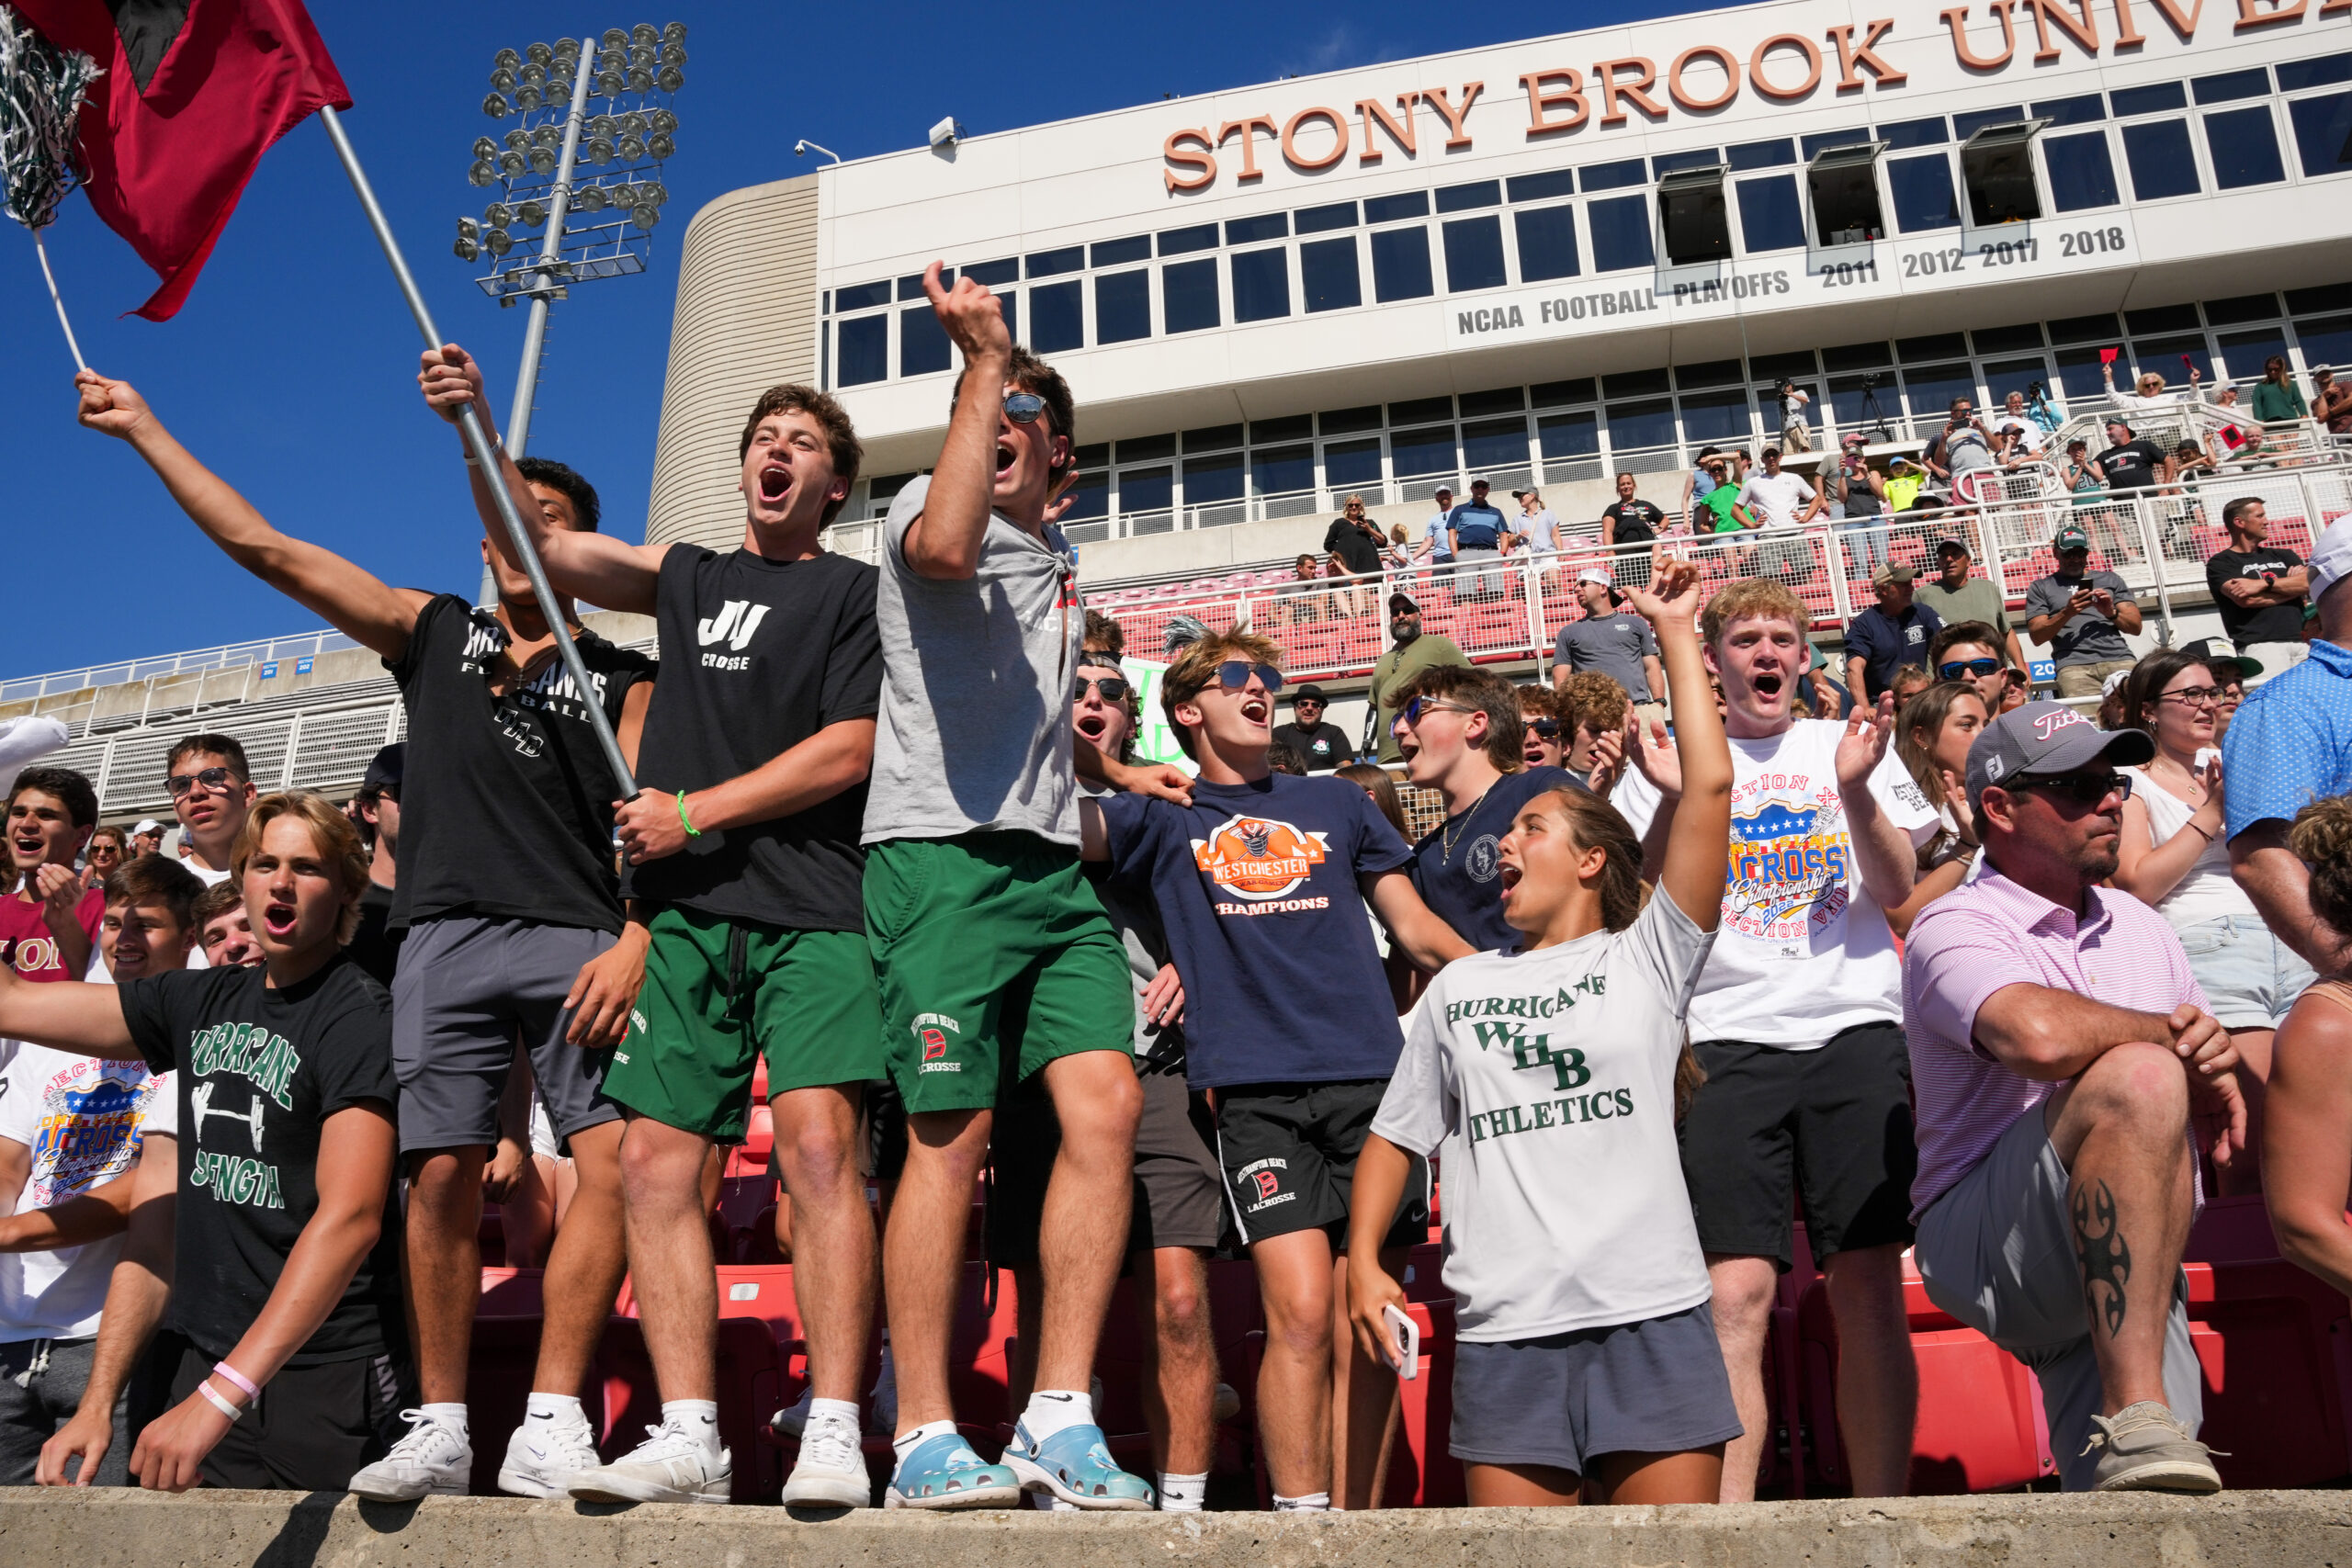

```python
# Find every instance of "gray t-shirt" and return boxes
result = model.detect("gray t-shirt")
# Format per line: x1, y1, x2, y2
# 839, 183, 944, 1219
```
1553, 613, 1660, 700
864, 474, 1083, 847
2024, 569, 2135, 668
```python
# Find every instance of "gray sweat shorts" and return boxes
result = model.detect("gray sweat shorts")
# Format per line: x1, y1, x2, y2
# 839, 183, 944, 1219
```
1914, 1104, 2203, 1492
390, 913, 621, 1155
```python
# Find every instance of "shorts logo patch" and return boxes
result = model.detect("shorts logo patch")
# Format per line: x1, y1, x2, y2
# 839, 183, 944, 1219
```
1251, 1169, 1280, 1201
629, 1009, 648, 1035
921, 1028, 947, 1062
912, 1011, 963, 1074
1235, 1156, 1294, 1215
1190, 814, 1331, 902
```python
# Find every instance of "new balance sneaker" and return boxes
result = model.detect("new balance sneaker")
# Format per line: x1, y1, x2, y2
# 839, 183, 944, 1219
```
782, 1412, 872, 1508
884, 1431, 1023, 1510
498, 1416, 603, 1497
347, 1409, 471, 1500
1004, 1420, 1156, 1511
567, 1420, 730, 1505
2084, 1402, 2223, 1493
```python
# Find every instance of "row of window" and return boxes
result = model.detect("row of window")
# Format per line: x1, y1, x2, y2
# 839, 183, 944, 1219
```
825, 56, 2352, 389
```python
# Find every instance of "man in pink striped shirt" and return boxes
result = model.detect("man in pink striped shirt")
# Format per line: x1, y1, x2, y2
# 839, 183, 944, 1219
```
1904, 702, 2245, 1495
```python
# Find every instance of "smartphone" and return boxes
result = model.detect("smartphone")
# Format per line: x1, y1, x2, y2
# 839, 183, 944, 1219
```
2195, 747, 2221, 773
1381, 1303, 1420, 1380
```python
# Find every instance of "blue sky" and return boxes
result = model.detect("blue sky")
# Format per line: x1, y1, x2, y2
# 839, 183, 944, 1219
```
0, 1, 1720, 680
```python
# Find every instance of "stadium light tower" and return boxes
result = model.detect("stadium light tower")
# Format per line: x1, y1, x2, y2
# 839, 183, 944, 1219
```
457, 24, 686, 598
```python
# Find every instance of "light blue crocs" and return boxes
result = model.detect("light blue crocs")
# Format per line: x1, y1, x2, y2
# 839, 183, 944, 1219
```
883, 1432, 1023, 1510
1003, 1421, 1157, 1511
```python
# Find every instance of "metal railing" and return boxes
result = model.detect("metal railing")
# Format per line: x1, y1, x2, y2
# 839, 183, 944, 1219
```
0, 629, 358, 706
46, 694, 407, 819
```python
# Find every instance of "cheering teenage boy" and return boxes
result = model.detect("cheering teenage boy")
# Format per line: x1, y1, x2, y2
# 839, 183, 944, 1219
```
77, 368, 654, 1499
3, 767, 103, 987
1080, 631, 1472, 1510
423, 345, 886, 1508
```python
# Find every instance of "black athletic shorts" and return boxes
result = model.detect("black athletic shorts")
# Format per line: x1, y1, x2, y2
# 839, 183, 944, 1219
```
1677, 1021, 1917, 1271
769, 1078, 908, 1195
986, 1064, 1226, 1265
167, 1345, 413, 1491
1214, 1079, 1427, 1253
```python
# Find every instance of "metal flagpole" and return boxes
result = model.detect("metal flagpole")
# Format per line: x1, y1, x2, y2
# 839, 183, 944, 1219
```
317, 103, 639, 799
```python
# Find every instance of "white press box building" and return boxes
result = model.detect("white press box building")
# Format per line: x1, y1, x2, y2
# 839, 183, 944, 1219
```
645, 0, 2352, 701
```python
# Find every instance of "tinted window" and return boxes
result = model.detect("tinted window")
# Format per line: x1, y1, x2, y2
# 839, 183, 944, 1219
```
837, 315, 887, 386
1801, 128, 1873, 157
2035, 94, 2105, 127
2214, 328, 2289, 382
2111, 82, 2188, 118
1442, 215, 1508, 291
835, 280, 890, 311
1981, 356, 2050, 407
1300, 236, 1362, 312
1889, 153, 1960, 231
1119, 467, 1173, 517
2290, 91, 2352, 177
1251, 415, 1314, 443
1879, 116, 1947, 149
1532, 378, 1597, 405
1461, 417, 1530, 472
1095, 270, 1150, 344
1161, 258, 1219, 333
1389, 425, 1457, 478
1537, 410, 1600, 458
1437, 180, 1502, 212
1604, 368, 1672, 398
1371, 226, 1434, 301
1061, 469, 1109, 522
1030, 280, 1082, 352
1320, 405, 1384, 435
1514, 206, 1580, 281
1736, 175, 1805, 251
1903, 363, 1979, 419
899, 304, 951, 377
1587, 195, 1654, 272
1159, 224, 1218, 256
1678, 389, 1753, 444
2045, 130, 2120, 210
1026, 246, 1083, 278
2204, 106, 2285, 188
2122, 120, 2200, 199
1226, 214, 1288, 245
2193, 68, 2270, 105
2054, 344, 2122, 400
1508, 169, 1577, 201
1252, 444, 1315, 497
1183, 452, 1245, 507
1728, 139, 1796, 170
963, 258, 1018, 287
1390, 396, 1453, 424
1295, 201, 1357, 234
2135, 334, 2212, 382
2297, 314, 2352, 376
1952, 107, 2023, 141
1231, 249, 1290, 322
1363, 191, 1430, 224
1324, 437, 1383, 488
1581, 159, 1646, 191
1606, 398, 1675, 452
2278, 53, 2352, 92
1091, 235, 1149, 268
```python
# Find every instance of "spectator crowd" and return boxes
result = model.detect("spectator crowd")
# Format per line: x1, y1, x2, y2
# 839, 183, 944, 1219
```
0, 270, 2347, 1522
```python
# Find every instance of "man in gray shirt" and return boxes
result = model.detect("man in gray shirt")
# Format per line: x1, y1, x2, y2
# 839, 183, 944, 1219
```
1552, 568, 1663, 705
864, 263, 1183, 1513
2024, 524, 2143, 698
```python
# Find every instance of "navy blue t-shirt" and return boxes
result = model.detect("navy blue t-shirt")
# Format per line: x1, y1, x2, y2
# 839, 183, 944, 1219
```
1842, 601, 1945, 701
1408, 765, 1582, 954
1445, 502, 1508, 552
1102, 773, 1413, 1089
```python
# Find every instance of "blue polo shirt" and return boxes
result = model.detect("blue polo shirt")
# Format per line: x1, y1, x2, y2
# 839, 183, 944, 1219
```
2224, 638, 2352, 840
1445, 502, 1508, 552
1842, 602, 1945, 701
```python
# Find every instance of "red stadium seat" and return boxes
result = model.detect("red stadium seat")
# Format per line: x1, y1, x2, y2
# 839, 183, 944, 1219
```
466, 1268, 567, 1496
2182, 1196, 2352, 1488
1376, 1297, 1466, 1507
596, 1313, 786, 1503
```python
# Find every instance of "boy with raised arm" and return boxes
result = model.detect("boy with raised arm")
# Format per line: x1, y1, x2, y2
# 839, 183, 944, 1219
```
419, 345, 885, 1507
76, 367, 653, 1499
3, 767, 104, 989
0, 793, 402, 1492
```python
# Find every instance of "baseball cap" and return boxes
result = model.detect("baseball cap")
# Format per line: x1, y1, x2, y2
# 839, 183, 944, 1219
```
1871, 562, 1916, 586
361, 743, 406, 797
1388, 592, 1420, 615
2177, 637, 2261, 682
1292, 682, 1328, 704
2053, 524, 2090, 552
1467, 474, 1492, 488
131, 818, 162, 837
1840, 431, 1869, 448
1575, 566, 1623, 604
2310, 516, 2352, 604
2101, 669, 2132, 700
1933, 536, 1972, 557
1889, 455, 1917, 471
1966, 702, 2154, 815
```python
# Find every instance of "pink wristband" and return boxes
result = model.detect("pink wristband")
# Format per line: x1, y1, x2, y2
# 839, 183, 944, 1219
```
211, 1360, 259, 1401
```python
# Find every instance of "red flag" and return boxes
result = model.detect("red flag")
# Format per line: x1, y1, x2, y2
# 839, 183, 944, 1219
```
15, 0, 348, 321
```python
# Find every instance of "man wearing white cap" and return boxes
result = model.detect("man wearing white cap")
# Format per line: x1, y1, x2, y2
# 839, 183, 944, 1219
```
2224, 517, 2352, 976
128, 822, 164, 861
1552, 569, 1662, 711
1443, 478, 1510, 601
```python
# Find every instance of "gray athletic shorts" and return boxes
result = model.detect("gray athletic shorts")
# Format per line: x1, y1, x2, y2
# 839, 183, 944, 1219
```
390, 914, 621, 1155
1914, 1104, 2203, 1492
1449, 1301, 1742, 1475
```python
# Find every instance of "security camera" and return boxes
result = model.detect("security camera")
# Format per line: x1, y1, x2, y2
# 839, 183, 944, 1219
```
928, 116, 962, 151
794, 140, 810, 156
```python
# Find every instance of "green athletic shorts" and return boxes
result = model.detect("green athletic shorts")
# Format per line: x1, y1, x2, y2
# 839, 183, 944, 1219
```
865, 830, 1133, 1114
604, 906, 885, 1140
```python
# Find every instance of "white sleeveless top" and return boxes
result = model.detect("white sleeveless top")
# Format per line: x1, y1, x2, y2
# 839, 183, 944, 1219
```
2124, 764, 2256, 928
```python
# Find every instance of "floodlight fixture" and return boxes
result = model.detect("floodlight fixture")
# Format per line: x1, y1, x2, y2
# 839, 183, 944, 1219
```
500, 151, 526, 175
661, 43, 685, 67
473, 135, 499, 159
493, 47, 521, 68
491, 66, 516, 91
485, 228, 514, 255
517, 85, 544, 110
484, 201, 514, 227
469, 158, 497, 186
628, 67, 653, 92
648, 132, 673, 159
517, 198, 548, 227
662, 21, 686, 43
601, 27, 625, 47
631, 22, 657, 44
586, 135, 615, 164
483, 92, 510, 117
617, 133, 645, 162
529, 146, 558, 175
526, 41, 552, 64
650, 107, 676, 133
573, 185, 608, 212
520, 60, 548, 86
655, 65, 682, 92
630, 202, 659, 229
596, 68, 625, 93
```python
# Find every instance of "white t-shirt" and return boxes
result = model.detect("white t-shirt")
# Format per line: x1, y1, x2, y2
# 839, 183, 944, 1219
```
0, 1043, 168, 1338
1613, 719, 1939, 1046
1373, 892, 1717, 1341
1736, 471, 1815, 531
2123, 765, 2255, 930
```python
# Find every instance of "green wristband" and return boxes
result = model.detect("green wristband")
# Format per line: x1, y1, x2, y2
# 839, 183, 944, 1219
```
676, 790, 702, 839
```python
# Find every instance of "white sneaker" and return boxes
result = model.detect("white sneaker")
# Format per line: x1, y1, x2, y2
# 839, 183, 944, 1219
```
769, 1386, 814, 1441
567, 1419, 730, 1505
347, 1409, 471, 1500
498, 1416, 602, 1497
781, 1412, 872, 1507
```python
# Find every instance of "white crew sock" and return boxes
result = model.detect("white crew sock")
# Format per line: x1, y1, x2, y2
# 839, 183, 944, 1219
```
524, 1393, 588, 1433
1019, 1389, 1094, 1443
661, 1399, 721, 1459
419, 1402, 469, 1437
1272, 1491, 1330, 1511
893, 1418, 956, 1463
806, 1396, 860, 1436
1159, 1472, 1208, 1511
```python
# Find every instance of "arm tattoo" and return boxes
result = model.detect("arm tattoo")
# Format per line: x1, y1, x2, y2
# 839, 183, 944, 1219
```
2072, 1179, 2132, 1337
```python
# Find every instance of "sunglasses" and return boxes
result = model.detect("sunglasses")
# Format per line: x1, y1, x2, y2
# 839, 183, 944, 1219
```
2013, 771, 2133, 806
1939, 658, 2001, 679
1293, 696, 1324, 709
1400, 695, 1474, 727
1073, 675, 1130, 703
165, 766, 241, 798
1215, 661, 1284, 694
1523, 718, 1560, 739
1002, 391, 1048, 423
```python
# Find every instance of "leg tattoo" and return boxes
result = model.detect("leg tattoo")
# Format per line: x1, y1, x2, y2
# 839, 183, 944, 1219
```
2071, 1179, 2132, 1337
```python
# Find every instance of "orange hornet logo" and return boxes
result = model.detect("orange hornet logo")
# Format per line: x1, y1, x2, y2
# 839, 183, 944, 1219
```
1191, 814, 1332, 901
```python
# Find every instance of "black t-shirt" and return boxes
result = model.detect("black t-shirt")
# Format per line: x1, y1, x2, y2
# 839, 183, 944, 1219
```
120, 956, 402, 1365
1270, 720, 1355, 770
389, 595, 654, 934
2205, 546, 2307, 647
2098, 439, 2166, 491
1603, 498, 1664, 546
1323, 518, 1383, 574
629, 546, 882, 930
1409, 765, 1583, 954
345, 883, 402, 987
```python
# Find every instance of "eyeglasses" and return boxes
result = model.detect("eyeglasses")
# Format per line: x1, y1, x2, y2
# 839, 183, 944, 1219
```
1215, 660, 1284, 694
1939, 658, 2001, 679
1073, 675, 1130, 702
2014, 771, 2134, 807
1400, 695, 1474, 728
1002, 391, 1047, 424
2157, 685, 2223, 707
1523, 718, 1560, 739
165, 766, 240, 798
